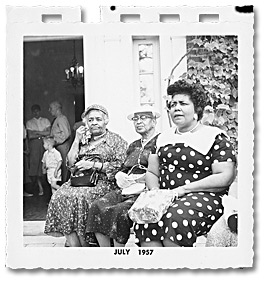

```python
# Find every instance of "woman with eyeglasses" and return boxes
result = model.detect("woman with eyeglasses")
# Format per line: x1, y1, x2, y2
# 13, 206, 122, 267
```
85, 106, 160, 247
133, 79, 237, 247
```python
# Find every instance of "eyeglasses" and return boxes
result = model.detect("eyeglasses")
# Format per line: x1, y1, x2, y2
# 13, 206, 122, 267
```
131, 115, 152, 122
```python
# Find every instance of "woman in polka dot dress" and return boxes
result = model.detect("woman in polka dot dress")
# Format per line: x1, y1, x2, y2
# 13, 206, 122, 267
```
133, 80, 237, 247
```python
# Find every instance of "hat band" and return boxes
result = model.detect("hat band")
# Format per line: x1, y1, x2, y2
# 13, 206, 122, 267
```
133, 111, 154, 118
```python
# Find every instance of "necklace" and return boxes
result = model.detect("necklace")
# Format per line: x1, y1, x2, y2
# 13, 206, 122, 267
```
176, 121, 200, 135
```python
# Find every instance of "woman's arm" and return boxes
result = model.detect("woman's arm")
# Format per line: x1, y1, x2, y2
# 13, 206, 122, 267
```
145, 154, 160, 190
176, 161, 236, 197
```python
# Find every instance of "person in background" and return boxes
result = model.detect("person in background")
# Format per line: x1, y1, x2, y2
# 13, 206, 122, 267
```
49, 101, 71, 183
134, 79, 237, 247
26, 104, 51, 196
23, 124, 33, 197
42, 137, 62, 194
44, 104, 128, 247
85, 106, 160, 247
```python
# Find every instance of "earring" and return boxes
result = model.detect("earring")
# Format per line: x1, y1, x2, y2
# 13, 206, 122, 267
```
193, 113, 198, 121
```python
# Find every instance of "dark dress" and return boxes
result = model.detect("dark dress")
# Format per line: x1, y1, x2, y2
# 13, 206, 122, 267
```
134, 126, 236, 247
44, 130, 128, 244
85, 135, 159, 244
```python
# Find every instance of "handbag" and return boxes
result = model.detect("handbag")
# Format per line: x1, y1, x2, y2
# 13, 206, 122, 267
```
128, 189, 176, 224
70, 154, 102, 187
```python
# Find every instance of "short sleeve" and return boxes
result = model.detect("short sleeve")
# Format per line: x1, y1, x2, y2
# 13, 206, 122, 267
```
209, 134, 237, 164
55, 150, 63, 162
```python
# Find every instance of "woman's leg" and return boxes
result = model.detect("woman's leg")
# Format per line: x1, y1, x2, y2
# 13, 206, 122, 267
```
162, 238, 180, 247
141, 241, 163, 247
64, 232, 81, 247
113, 240, 125, 247
95, 233, 111, 247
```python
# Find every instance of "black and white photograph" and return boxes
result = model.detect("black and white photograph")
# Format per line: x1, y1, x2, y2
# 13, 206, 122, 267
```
4, 3, 254, 272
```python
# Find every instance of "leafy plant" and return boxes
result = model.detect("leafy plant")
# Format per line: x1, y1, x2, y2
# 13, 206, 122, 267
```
179, 36, 238, 152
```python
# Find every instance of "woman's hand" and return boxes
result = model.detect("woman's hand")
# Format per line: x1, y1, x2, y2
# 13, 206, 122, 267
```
115, 171, 135, 188
74, 125, 88, 143
75, 160, 93, 171
174, 186, 190, 198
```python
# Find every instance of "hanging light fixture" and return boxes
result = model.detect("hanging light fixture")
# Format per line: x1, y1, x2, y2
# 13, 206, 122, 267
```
65, 40, 84, 89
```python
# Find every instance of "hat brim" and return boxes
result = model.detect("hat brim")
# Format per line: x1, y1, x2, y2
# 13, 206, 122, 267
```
127, 111, 160, 120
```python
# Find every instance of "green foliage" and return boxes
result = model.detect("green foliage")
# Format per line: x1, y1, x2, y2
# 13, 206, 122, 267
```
180, 36, 238, 152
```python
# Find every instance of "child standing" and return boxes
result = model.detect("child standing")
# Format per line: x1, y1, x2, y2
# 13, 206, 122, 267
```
42, 137, 62, 194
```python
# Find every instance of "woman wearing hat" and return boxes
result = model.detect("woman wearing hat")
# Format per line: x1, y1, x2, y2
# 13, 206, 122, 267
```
44, 105, 128, 247
85, 106, 160, 247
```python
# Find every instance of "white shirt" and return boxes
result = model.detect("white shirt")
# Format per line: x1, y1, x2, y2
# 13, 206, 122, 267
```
26, 117, 51, 132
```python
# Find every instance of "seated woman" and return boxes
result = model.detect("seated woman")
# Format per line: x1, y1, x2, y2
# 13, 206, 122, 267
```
44, 104, 128, 247
85, 106, 160, 247
133, 79, 237, 247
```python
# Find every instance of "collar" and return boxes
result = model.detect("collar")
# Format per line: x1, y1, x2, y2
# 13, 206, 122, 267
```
156, 125, 227, 155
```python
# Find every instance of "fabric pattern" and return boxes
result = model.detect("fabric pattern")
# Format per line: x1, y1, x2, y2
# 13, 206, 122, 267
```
44, 130, 128, 243
134, 132, 236, 247
85, 135, 159, 244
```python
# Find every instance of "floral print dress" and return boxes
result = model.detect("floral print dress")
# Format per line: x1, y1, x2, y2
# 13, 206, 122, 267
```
44, 130, 128, 244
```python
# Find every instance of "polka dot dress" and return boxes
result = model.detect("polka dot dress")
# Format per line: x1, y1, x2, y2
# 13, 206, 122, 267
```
134, 133, 236, 247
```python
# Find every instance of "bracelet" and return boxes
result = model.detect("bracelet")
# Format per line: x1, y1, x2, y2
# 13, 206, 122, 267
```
149, 187, 160, 191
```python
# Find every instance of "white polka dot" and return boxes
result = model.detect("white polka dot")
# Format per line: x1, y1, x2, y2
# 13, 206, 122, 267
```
226, 142, 230, 147
232, 150, 235, 155
172, 222, 178, 228
206, 156, 210, 160
187, 193, 193, 196
135, 238, 140, 243
161, 170, 165, 175
192, 220, 196, 226
180, 167, 185, 171
198, 212, 203, 217
214, 145, 219, 150
184, 202, 191, 206
190, 151, 195, 156
164, 147, 168, 151
213, 159, 219, 164
166, 212, 172, 218
169, 165, 175, 172
176, 234, 182, 240
181, 155, 187, 160
177, 209, 183, 215
177, 173, 182, 179
213, 200, 219, 204
204, 167, 209, 171
207, 205, 212, 210
189, 210, 194, 215
172, 203, 178, 208
167, 152, 172, 158
189, 164, 194, 168
145, 238, 151, 242
158, 221, 164, 227
187, 232, 193, 239
170, 180, 175, 186
191, 196, 198, 200
184, 143, 188, 147
170, 236, 174, 241
144, 224, 148, 229
218, 209, 223, 213
160, 236, 164, 240
198, 192, 204, 195
197, 160, 203, 165
165, 227, 169, 233
201, 222, 206, 226
210, 193, 215, 196
162, 182, 166, 187
166, 175, 169, 180
220, 150, 226, 156
152, 229, 157, 235
163, 158, 167, 162
227, 158, 233, 162
183, 220, 188, 226
185, 180, 191, 184
195, 170, 201, 174
203, 197, 209, 201
211, 215, 216, 221
173, 160, 179, 165
135, 224, 139, 230
176, 148, 181, 152
196, 202, 203, 207
193, 174, 199, 179
158, 151, 161, 156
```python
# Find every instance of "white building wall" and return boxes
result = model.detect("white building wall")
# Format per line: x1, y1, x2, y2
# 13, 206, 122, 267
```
84, 34, 187, 144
